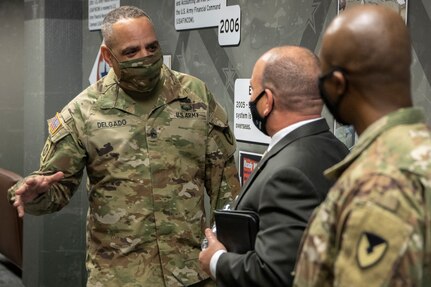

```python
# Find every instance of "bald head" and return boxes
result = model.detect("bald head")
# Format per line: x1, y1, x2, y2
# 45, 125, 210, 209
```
321, 5, 411, 93
319, 5, 413, 133
259, 46, 322, 115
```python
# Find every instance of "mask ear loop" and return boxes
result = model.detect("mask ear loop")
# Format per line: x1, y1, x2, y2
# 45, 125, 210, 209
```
332, 68, 349, 112
106, 47, 123, 83
266, 89, 275, 118
106, 46, 120, 63
108, 47, 121, 105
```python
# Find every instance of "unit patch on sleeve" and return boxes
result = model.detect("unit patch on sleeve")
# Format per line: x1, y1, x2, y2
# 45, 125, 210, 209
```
356, 231, 388, 269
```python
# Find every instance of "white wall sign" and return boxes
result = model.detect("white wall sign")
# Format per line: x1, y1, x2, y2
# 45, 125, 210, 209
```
89, 47, 110, 84
88, 0, 120, 31
234, 79, 271, 144
163, 55, 172, 69
218, 5, 241, 46
175, 0, 240, 47
175, 0, 226, 30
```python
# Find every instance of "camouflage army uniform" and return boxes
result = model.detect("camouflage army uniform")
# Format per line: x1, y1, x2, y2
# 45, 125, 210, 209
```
293, 108, 431, 287
8, 66, 240, 287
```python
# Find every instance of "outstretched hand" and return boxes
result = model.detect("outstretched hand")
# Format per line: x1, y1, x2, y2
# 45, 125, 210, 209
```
13, 171, 64, 217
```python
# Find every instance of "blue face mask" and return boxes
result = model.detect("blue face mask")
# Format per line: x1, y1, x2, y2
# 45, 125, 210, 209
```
249, 90, 269, 136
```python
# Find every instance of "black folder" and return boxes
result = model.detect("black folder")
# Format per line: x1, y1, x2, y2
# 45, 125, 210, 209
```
214, 209, 259, 254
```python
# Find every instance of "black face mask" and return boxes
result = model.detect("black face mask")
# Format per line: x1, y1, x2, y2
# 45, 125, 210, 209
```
249, 90, 270, 136
318, 67, 349, 125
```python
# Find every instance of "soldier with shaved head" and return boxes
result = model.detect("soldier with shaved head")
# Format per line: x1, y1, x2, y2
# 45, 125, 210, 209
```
293, 5, 431, 287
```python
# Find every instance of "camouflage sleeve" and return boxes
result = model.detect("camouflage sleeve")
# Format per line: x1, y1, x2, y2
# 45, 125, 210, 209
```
292, 194, 337, 287
7, 108, 87, 215
332, 174, 423, 287
294, 173, 425, 287
205, 95, 240, 217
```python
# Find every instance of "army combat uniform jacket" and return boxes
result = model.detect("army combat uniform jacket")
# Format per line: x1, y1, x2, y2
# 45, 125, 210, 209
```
8, 66, 240, 286
293, 108, 431, 287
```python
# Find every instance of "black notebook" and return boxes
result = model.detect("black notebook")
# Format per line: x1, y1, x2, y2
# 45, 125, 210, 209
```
214, 209, 259, 254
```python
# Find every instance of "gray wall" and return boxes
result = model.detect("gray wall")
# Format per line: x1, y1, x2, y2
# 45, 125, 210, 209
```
0, 1, 24, 175
0, 0, 430, 286
22, 1, 87, 286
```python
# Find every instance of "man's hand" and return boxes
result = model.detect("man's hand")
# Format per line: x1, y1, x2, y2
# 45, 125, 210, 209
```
199, 228, 227, 278
13, 171, 64, 217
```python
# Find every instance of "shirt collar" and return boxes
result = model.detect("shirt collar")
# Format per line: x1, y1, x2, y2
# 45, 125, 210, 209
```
267, 117, 323, 152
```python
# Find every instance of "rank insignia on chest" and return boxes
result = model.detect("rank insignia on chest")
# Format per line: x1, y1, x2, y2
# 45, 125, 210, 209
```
356, 231, 388, 269
181, 103, 193, 111
48, 113, 63, 136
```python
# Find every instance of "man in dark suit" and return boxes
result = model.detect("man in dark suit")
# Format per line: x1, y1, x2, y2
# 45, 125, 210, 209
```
199, 45, 349, 286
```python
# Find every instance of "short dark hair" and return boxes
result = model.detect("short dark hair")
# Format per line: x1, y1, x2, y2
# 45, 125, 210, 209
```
101, 6, 152, 48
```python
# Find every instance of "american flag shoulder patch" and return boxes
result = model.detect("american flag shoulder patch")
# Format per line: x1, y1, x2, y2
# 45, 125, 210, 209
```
48, 113, 62, 136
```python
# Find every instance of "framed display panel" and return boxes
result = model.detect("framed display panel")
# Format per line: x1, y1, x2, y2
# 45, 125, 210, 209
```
238, 151, 263, 186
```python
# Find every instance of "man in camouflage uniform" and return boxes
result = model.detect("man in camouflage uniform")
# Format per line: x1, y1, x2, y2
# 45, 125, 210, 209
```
293, 5, 431, 287
8, 6, 240, 287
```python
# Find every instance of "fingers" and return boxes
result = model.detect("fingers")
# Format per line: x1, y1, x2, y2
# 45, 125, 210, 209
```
15, 176, 42, 195
13, 195, 25, 218
16, 172, 64, 196
205, 228, 216, 243
38, 172, 64, 191
200, 228, 225, 277
17, 205, 25, 218
204, 228, 227, 252
45, 171, 64, 184
12, 171, 65, 217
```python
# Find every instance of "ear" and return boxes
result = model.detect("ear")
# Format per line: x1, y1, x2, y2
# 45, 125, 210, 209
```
263, 88, 274, 116
100, 45, 114, 67
332, 70, 348, 95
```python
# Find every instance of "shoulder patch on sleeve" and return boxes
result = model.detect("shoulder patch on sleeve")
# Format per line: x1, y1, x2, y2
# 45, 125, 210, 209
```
47, 111, 71, 143
48, 113, 63, 136
356, 232, 388, 269
335, 201, 414, 287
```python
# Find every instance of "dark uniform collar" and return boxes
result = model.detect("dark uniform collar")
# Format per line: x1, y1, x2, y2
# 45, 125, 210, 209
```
325, 107, 426, 180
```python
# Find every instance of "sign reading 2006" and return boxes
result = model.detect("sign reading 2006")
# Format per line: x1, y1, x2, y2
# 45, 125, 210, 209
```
175, 0, 241, 46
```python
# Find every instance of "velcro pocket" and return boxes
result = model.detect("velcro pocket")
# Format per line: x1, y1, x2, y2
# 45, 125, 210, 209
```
209, 102, 235, 158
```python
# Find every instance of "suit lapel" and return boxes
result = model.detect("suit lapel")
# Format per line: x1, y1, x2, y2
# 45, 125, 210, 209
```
233, 119, 329, 209
233, 155, 267, 209
268, 118, 329, 158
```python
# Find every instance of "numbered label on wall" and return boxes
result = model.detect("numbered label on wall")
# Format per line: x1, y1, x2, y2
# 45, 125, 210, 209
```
218, 5, 241, 46
174, 1, 241, 47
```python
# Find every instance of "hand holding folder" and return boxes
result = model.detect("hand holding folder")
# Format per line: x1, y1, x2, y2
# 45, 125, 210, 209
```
214, 209, 259, 254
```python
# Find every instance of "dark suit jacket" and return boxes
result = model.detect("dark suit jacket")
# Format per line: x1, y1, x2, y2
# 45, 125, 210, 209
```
216, 119, 349, 287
